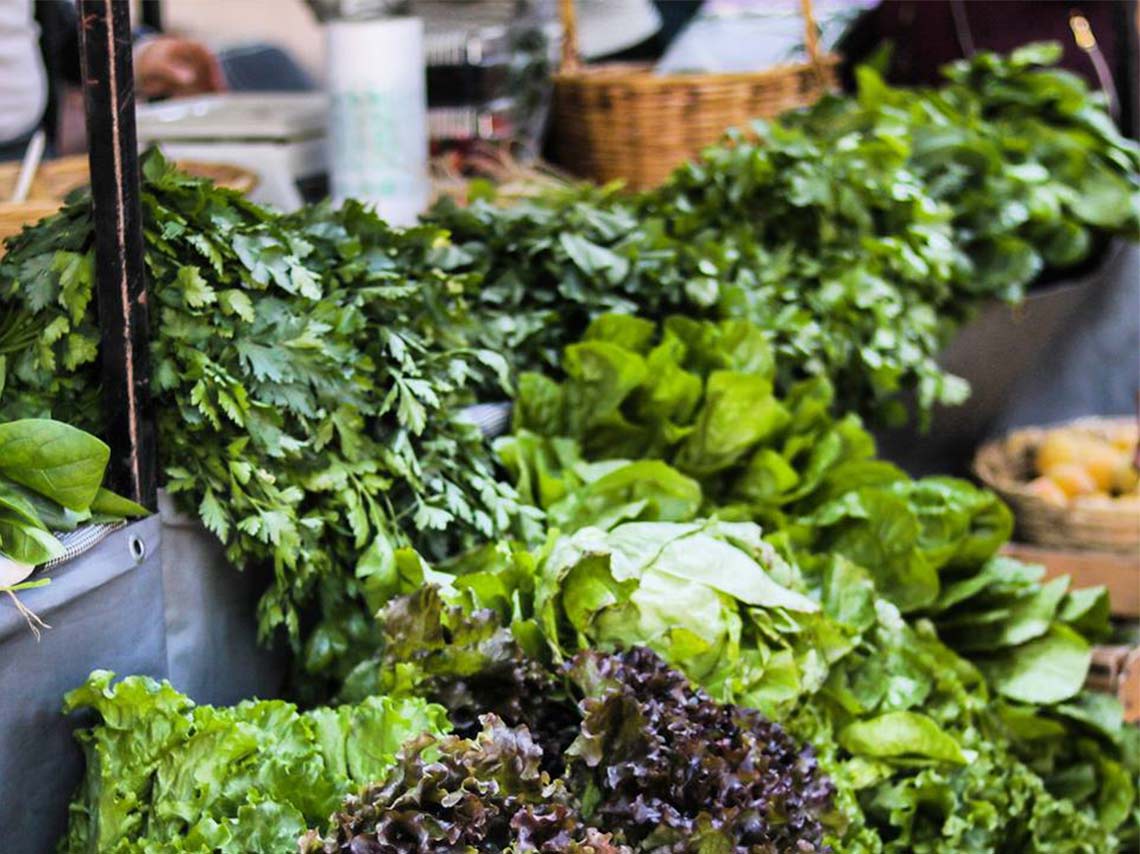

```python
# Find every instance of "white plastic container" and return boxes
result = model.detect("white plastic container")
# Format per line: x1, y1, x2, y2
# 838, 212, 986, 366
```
326, 16, 430, 225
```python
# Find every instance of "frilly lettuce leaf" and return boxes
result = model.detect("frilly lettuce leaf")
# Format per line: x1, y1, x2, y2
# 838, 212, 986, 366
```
58, 670, 449, 854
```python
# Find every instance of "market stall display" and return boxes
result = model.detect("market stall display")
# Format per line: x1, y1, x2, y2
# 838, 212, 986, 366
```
62, 635, 837, 853
0, 27, 1138, 854
0, 151, 537, 701
433, 44, 1140, 426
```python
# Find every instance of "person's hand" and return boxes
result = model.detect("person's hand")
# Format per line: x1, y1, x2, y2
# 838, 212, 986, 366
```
135, 37, 226, 99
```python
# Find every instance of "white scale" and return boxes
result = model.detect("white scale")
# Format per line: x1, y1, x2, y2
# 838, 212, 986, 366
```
136, 93, 329, 212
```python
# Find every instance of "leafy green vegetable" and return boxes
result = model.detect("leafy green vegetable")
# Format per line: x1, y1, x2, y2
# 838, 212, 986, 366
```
428, 45, 1139, 425
838, 711, 967, 765
0, 151, 538, 687
0, 418, 142, 569
497, 312, 1135, 852
506, 314, 1013, 617
513, 515, 1126, 853
340, 584, 581, 775
536, 520, 819, 693
59, 669, 449, 854
308, 622, 836, 854
563, 646, 835, 852
0, 418, 109, 511
979, 624, 1093, 705
301, 715, 622, 854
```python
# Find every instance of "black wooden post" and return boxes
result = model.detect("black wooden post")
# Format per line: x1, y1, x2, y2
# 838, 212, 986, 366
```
77, 0, 158, 509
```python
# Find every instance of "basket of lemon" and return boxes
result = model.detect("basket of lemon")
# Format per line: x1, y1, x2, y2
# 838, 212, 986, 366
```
975, 417, 1140, 553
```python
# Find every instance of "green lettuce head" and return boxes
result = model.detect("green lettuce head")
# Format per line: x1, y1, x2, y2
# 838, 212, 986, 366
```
535, 520, 822, 703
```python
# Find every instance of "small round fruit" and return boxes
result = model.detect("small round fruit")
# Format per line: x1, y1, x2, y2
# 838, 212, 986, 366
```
1026, 476, 1068, 506
1109, 432, 1138, 454
1035, 431, 1084, 475
1082, 444, 1125, 491
1111, 462, 1139, 494
1046, 463, 1097, 498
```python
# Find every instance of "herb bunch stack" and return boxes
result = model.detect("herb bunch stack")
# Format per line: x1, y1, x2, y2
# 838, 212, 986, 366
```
0, 154, 533, 669
429, 45, 1140, 423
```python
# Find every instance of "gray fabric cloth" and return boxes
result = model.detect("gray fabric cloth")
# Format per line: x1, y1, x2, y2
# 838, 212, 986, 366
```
0, 504, 289, 852
460, 401, 513, 439
877, 240, 1140, 475
0, 517, 166, 854
158, 492, 288, 706
993, 242, 1140, 432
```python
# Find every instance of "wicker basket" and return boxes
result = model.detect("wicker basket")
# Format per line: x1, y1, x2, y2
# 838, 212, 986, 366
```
974, 417, 1140, 553
0, 201, 64, 253
551, 0, 839, 189
0, 158, 258, 256
0, 156, 257, 201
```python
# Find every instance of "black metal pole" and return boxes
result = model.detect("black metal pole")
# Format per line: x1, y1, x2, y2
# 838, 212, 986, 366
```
77, 0, 158, 510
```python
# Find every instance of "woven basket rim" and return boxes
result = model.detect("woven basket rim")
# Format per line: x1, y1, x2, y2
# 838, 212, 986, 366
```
0, 200, 64, 213
554, 53, 841, 89
975, 415, 1138, 497
182, 162, 259, 194
0, 156, 258, 201
974, 416, 1139, 553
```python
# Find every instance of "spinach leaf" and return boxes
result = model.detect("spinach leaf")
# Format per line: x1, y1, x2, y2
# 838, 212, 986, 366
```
0, 418, 108, 511
0, 418, 139, 569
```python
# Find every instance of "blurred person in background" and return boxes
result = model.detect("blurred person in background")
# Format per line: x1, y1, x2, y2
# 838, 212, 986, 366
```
839, 0, 1138, 138
1, 0, 225, 159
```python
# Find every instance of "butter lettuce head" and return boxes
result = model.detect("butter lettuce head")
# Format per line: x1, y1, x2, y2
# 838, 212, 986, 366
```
536, 520, 817, 689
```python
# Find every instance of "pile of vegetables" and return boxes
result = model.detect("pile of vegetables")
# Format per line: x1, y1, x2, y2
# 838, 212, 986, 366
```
66, 566, 1136, 852
60, 670, 449, 852
302, 717, 618, 854
65, 602, 838, 854
497, 313, 1137, 851
429, 44, 1139, 422
0, 154, 536, 686
0, 42, 1135, 854
1, 44, 1134, 666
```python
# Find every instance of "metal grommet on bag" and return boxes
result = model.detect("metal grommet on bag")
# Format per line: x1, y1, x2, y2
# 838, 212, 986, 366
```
129, 536, 147, 564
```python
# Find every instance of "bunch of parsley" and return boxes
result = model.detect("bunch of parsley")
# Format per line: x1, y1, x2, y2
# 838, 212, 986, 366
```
0, 152, 535, 669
